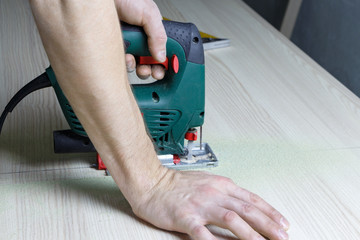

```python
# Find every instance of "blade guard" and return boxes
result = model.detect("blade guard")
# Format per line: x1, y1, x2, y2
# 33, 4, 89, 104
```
47, 20, 205, 156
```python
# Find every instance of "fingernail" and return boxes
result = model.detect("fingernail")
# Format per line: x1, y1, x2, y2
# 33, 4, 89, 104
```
280, 217, 290, 230
278, 229, 288, 240
139, 74, 150, 80
157, 50, 166, 62
126, 61, 135, 72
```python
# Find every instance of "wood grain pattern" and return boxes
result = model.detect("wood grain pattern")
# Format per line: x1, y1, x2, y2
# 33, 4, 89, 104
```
1, 0, 360, 239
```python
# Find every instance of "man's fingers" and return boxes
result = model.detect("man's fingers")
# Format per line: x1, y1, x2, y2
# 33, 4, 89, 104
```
117, 0, 166, 77
116, 0, 166, 62
135, 64, 165, 80
230, 186, 290, 230
151, 65, 165, 80
141, 1, 167, 62
208, 207, 265, 240
187, 224, 217, 240
182, 217, 217, 240
126, 54, 165, 80
136, 64, 151, 79
221, 197, 288, 240
125, 54, 135, 72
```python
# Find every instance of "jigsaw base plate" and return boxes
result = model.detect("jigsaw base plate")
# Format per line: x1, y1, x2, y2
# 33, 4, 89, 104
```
159, 143, 218, 169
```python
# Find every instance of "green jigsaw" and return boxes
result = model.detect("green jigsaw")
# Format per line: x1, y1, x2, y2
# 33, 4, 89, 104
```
0, 20, 218, 170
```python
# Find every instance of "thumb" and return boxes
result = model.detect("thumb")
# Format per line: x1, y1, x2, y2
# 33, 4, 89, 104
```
141, 2, 167, 62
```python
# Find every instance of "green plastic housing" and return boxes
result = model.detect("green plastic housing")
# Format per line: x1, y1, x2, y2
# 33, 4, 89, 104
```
47, 21, 205, 156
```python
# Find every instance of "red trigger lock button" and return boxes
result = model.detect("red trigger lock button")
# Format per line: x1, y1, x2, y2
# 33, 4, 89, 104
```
171, 55, 179, 74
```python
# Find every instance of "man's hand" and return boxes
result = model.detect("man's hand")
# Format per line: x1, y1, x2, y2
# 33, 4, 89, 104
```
115, 0, 167, 80
134, 170, 290, 240
111, 3, 291, 237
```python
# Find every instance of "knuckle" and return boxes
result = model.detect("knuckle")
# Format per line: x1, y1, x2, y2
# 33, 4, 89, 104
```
252, 235, 264, 240
143, 1, 157, 16
198, 185, 217, 195
241, 202, 254, 215
156, 37, 167, 47
266, 218, 279, 229
157, 32, 167, 42
270, 209, 282, 220
264, 219, 282, 236
249, 192, 262, 204
189, 199, 201, 208
223, 176, 234, 184
148, 0, 158, 10
270, 226, 285, 239
191, 225, 205, 236
174, 209, 187, 219
148, 31, 167, 46
215, 175, 234, 184
244, 229, 262, 240
223, 210, 237, 224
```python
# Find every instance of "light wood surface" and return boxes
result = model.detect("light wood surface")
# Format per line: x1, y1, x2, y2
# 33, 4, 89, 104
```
1, 0, 360, 239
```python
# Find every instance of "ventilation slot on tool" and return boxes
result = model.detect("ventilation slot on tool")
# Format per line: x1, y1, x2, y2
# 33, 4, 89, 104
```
159, 133, 170, 143
142, 110, 181, 141
65, 103, 85, 133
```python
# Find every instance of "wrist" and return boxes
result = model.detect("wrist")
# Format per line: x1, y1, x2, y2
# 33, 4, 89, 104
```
123, 163, 172, 212
103, 136, 170, 207
129, 165, 176, 216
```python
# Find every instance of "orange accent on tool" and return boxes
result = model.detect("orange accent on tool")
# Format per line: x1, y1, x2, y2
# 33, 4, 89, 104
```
185, 131, 198, 141
171, 54, 179, 73
96, 153, 107, 170
173, 154, 181, 164
138, 56, 168, 70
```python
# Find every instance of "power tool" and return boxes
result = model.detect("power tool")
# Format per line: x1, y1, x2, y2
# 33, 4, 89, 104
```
0, 20, 218, 171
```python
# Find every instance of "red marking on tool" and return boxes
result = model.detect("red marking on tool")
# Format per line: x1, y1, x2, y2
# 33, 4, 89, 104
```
185, 131, 197, 141
173, 154, 181, 164
96, 153, 107, 170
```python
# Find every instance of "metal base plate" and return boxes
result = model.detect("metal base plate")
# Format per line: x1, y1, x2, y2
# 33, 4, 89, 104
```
158, 143, 218, 170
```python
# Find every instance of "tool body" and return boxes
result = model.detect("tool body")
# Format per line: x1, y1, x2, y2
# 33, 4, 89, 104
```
0, 20, 218, 170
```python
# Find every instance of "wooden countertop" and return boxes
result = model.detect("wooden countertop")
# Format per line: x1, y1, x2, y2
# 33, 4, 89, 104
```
1, 0, 360, 239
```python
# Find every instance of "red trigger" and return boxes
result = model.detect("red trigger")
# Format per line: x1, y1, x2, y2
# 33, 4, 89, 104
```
138, 56, 168, 70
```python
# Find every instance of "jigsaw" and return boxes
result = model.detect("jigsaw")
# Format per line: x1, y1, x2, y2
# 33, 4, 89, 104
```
0, 20, 218, 171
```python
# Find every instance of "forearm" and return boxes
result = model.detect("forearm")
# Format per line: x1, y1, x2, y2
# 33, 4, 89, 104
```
29, 0, 168, 204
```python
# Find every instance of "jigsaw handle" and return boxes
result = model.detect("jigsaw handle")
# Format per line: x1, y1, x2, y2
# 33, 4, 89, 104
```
47, 20, 205, 139
120, 20, 205, 111
121, 20, 204, 65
